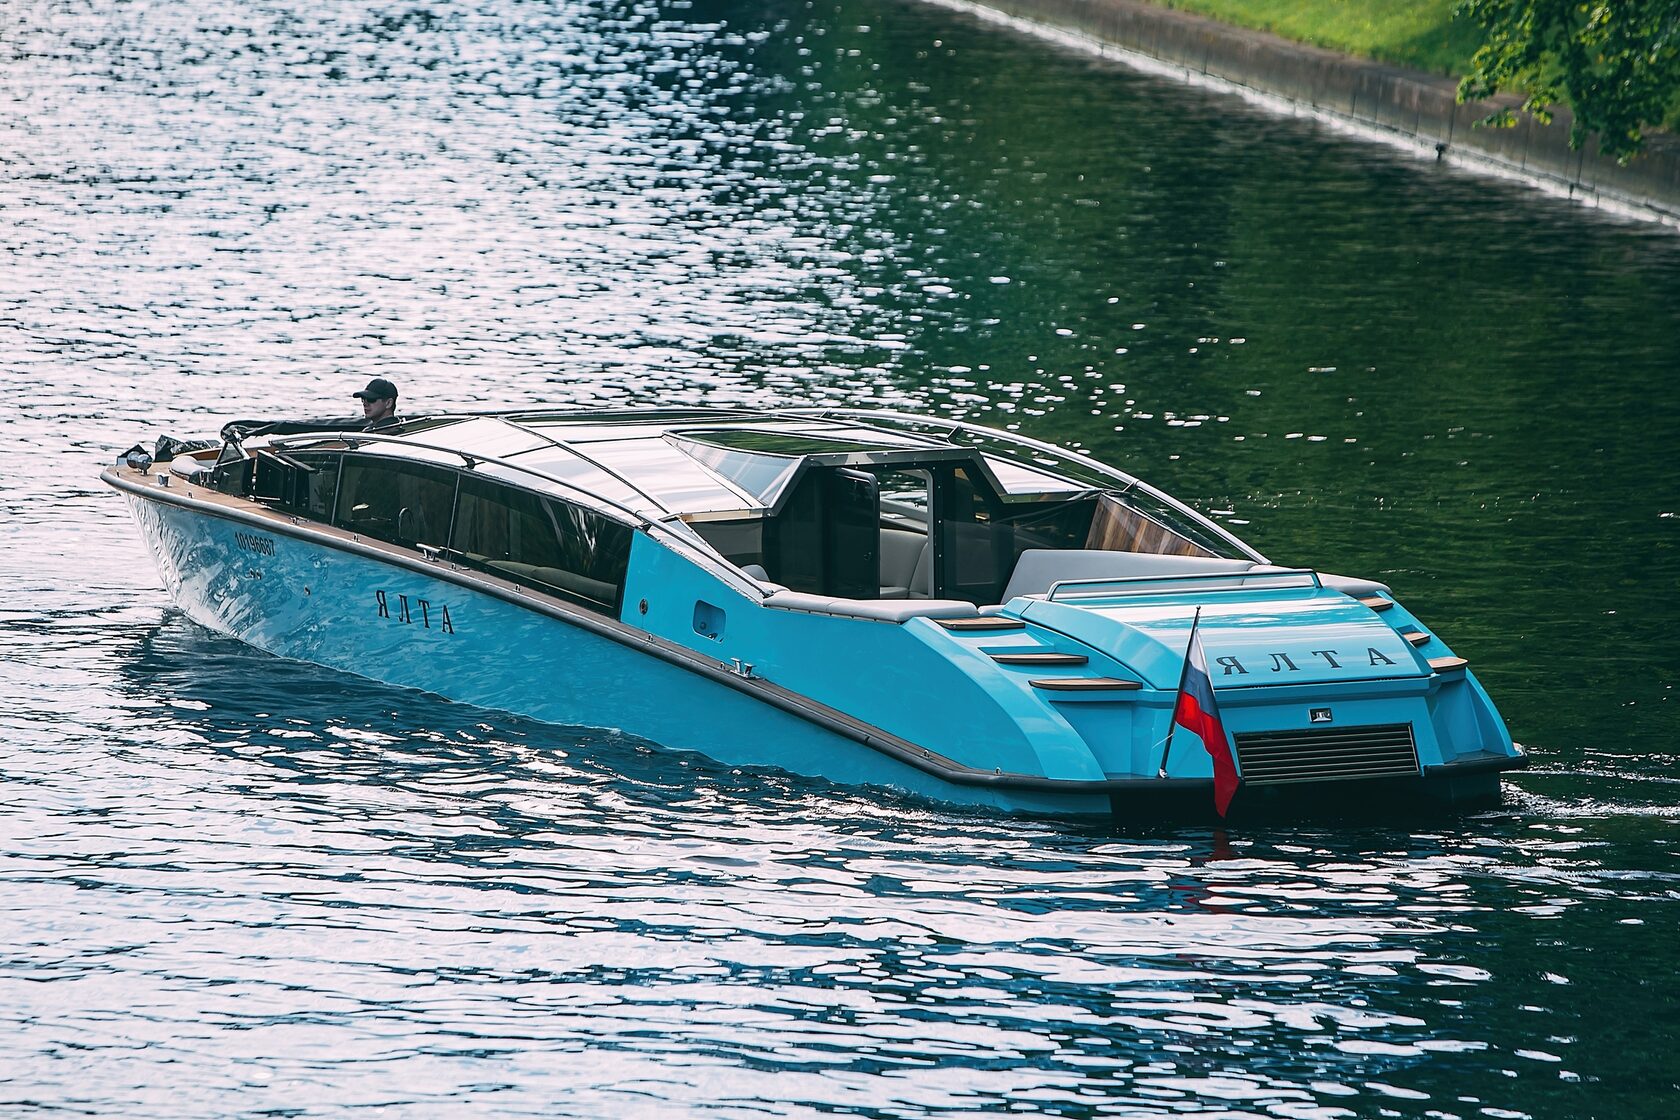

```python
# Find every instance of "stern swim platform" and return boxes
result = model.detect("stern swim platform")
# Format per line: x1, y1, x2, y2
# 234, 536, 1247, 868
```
105, 407, 1524, 817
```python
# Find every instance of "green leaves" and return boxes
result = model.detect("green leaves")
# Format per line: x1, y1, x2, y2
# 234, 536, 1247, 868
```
1455, 0, 1680, 162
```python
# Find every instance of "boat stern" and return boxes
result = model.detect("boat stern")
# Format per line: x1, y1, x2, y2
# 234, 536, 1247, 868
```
1004, 571, 1523, 811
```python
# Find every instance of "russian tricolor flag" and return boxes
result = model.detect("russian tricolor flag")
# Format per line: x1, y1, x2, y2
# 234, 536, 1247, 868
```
1172, 617, 1240, 817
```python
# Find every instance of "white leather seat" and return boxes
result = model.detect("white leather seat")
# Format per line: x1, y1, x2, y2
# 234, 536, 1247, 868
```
879, 528, 931, 599
1000, 550, 1257, 602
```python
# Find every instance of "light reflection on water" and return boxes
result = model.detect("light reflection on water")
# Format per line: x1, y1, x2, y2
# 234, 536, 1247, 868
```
3, 0, 1678, 1116
4, 611, 1672, 1115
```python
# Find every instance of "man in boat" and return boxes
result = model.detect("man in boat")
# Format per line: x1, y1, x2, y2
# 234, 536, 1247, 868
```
354, 378, 401, 430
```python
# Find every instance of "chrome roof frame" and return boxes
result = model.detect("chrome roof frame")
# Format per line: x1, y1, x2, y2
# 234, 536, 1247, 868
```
266, 423, 675, 520
787, 407, 1142, 485
786, 408, 1264, 562
257, 404, 1264, 571
260, 427, 769, 599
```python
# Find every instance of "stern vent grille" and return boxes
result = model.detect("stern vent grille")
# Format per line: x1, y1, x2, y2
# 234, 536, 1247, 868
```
1233, 723, 1419, 785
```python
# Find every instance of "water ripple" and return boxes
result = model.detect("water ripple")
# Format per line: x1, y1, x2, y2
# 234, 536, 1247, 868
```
3, 0, 1678, 1115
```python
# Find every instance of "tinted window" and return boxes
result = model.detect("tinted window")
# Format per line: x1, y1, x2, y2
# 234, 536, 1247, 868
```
764, 467, 879, 598
286, 451, 342, 522
692, 518, 763, 569
935, 466, 1010, 603
335, 457, 458, 549
450, 475, 632, 613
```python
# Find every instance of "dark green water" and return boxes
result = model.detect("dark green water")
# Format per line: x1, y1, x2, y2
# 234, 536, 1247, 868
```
722, 0, 1680, 760
2, 0, 1676, 1115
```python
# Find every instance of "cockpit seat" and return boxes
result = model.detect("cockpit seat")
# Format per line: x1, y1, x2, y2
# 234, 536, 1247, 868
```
879, 528, 932, 599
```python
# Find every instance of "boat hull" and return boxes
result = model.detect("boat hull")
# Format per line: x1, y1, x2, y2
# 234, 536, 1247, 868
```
111, 459, 1522, 819
119, 483, 1115, 816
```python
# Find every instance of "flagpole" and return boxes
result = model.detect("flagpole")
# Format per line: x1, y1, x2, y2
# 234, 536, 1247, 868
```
1157, 605, 1204, 779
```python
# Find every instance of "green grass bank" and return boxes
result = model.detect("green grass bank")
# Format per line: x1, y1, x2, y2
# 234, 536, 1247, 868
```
1150, 1, 1477, 76
1154, 2, 1677, 132
927, 0, 1680, 221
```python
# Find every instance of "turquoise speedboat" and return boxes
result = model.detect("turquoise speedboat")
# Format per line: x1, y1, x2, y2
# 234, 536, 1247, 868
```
105, 407, 1523, 816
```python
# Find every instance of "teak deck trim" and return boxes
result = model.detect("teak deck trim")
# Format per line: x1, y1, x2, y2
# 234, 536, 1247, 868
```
1029, 677, 1143, 692
990, 651, 1090, 666
936, 617, 1026, 632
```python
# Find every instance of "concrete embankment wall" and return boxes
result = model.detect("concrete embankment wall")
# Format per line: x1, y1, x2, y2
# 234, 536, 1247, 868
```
926, 0, 1680, 226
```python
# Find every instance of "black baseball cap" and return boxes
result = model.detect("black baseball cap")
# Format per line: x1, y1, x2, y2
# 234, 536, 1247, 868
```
353, 378, 398, 401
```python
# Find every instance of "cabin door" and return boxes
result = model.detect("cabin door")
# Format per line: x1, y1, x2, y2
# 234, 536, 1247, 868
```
766, 466, 880, 598
822, 468, 879, 599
